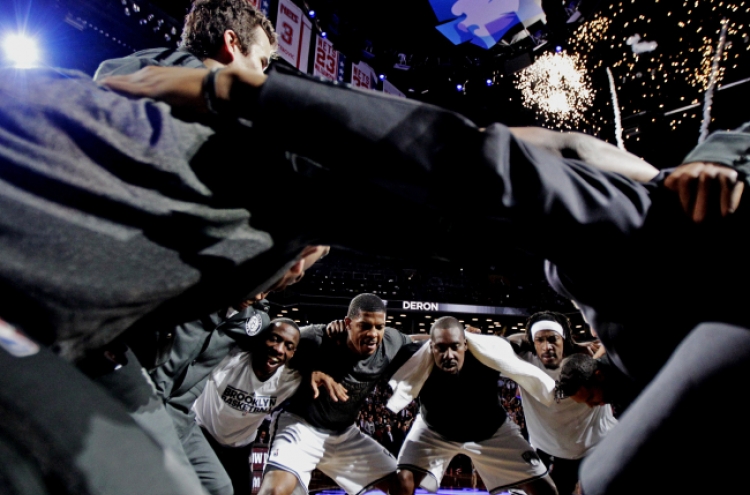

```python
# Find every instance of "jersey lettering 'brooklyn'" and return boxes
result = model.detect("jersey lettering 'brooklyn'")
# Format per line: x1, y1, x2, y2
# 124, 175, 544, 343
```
221, 385, 277, 413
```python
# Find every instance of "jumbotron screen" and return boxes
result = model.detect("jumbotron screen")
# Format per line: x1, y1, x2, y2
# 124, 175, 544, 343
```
429, 0, 546, 49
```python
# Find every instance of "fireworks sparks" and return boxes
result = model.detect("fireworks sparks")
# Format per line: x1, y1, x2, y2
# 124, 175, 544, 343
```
515, 52, 595, 129
689, 36, 729, 90
571, 16, 612, 64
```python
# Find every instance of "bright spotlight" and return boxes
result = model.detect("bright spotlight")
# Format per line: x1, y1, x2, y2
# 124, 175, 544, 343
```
3, 33, 40, 68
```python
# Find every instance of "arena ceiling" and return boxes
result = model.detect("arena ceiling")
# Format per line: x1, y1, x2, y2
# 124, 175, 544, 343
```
4, 0, 749, 163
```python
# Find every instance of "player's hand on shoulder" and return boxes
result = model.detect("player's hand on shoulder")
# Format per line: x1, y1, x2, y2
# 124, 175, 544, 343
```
663, 161, 744, 223
592, 342, 607, 359
576, 340, 602, 357
311, 371, 349, 402
325, 320, 347, 343
465, 325, 482, 334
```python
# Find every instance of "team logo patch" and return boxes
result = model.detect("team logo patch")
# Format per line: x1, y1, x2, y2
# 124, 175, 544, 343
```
246, 314, 263, 336
0, 318, 40, 357
521, 450, 542, 467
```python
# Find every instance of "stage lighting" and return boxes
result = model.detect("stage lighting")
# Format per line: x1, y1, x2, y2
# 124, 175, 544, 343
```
2, 33, 40, 68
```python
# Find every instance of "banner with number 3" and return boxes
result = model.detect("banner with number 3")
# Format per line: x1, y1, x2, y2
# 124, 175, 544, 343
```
276, 0, 312, 71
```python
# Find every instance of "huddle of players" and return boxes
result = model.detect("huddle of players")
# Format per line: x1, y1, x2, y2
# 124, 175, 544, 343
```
89, 1, 632, 493
94, 5, 618, 492
192, 292, 616, 495
2, 0, 747, 488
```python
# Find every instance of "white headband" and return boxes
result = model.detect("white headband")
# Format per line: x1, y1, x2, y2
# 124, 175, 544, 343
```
530, 320, 564, 339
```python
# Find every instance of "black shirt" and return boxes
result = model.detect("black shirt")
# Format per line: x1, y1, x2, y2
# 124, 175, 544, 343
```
286, 325, 410, 433
420, 352, 507, 443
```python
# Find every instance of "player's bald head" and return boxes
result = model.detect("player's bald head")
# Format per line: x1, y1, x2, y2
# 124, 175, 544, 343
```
430, 316, 464, 340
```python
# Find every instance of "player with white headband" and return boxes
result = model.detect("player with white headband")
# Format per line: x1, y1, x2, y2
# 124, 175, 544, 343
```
508, 311, 616, 495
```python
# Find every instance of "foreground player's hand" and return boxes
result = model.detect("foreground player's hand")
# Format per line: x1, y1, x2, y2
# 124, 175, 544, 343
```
576, 340, 602, 357
325, 320, 347, 340
311, 371, 349, 402
663, 161, 744, 223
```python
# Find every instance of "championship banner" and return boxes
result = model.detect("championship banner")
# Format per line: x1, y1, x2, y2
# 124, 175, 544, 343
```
382, 79, 406, 98
351, 60, 376, 89
313, 35, 342, 81
276, 0, 310, 70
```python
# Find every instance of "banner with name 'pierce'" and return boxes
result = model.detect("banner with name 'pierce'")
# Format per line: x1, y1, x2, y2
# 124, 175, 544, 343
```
276, 0, 312, 71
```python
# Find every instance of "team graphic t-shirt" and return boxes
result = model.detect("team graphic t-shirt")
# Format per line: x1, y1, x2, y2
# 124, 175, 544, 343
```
194, 347, 301, 447
518, 351, 617, 459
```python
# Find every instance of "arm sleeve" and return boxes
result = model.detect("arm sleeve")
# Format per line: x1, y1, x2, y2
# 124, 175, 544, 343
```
94, 57, 156, 81
681, 122, 750, 180
219, 308, 271, 348
252, 64, 653, 267
93, 49, 205, 81
396, 327, 411, 347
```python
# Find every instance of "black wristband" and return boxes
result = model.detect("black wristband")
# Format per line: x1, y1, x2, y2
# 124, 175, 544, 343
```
202, 67, 223, 115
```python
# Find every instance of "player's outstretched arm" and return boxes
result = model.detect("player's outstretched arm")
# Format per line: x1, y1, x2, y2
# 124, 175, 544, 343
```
100, 65, 266, 118
509, 127, 659, 183
104, 62, 652, 266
